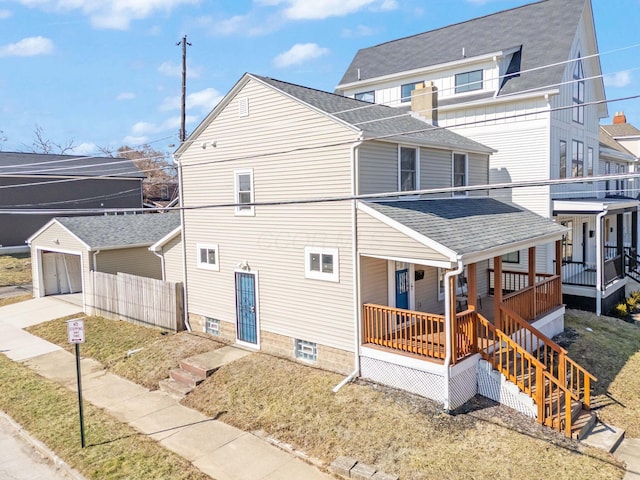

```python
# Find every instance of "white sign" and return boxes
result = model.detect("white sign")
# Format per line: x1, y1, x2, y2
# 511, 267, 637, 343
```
67, 318, 86, 344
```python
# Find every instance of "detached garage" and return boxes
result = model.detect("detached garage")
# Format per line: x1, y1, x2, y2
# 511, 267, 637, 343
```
28, 213, 181, 311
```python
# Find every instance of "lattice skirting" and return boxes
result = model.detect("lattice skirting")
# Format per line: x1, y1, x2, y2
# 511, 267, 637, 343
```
477, 359, 537, 418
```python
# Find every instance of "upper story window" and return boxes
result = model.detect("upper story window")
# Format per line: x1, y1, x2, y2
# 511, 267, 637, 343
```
559, 140, 567, 179
587, 147, 594, 176
452, 153, 468, 196
398, 146, 419, 192
400, 82, 422, 103
605, 161, 611, 193
304, 246, 339, 282
455, 70, 483, 94
355, 91, 375, 103
197, 244, 219, 271
571, 140, 584, 177
572, 56, 585, 124
234, 169, 254, 216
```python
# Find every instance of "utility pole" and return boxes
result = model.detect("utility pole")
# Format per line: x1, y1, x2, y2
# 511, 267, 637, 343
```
177, 35, 192, 144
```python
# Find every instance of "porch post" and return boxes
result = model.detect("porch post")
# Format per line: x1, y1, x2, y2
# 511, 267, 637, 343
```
494, 256, 503, 330
449, 274, 458, 364
555, 240, 562, 277
632, 210, 638, 254
528, 247, 536, 319
467, 263, 477, 311
617, 213, 624, 258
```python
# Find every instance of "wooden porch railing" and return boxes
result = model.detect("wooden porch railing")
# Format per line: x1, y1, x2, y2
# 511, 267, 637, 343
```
361, 304, 476, 364
489, 269, 554, 295
502, 275, 562, 322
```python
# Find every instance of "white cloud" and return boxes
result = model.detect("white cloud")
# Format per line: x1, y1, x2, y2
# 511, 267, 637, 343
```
274, 43, 329, 68
0, 9, 12, 19
196, 12, 282, 36
116, 92, 136, 101
604, 71, 632, 88
158, 61, 201, 78
0, 36, 54, 57
15, 0, 199, 30
261, 0, 395, 20
160, 87, 223, 113
69, 142, 99, 155
123, 135, 150, 145
342, 24, 376, 38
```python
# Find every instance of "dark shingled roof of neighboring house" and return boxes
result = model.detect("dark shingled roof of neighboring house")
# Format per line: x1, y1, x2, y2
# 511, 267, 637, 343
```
254, 75, 494, 153
55, 212, 180, 249
338, 0, 586, 98
0, 152, 145, 178
601, 123, 640, 138
362, 197, 566, 256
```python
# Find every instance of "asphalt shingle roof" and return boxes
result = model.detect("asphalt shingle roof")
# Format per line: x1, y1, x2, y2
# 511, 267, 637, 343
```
601, 123, 640, 138
599, 128, 635, 157
56, 212, 180, 249
254, 75, 493, 153
338, 0, 585, 99
0, 152, 145, 178
363, 197, 566, 256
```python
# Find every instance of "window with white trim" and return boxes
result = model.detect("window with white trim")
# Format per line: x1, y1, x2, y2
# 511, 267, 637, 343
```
355, 91, 374, 103
452, 153, 467, 196
197, 244, 219, 271
571, 140, 584, 177
401, 82, 422, 103
295, 339, 317, 362
572, 55, 585, 124
455, 70, 483, 94
605, 161, 611, 193
398, 146, 419, 192
304, 246, 339, 282
587, 147, 594, 177
559, 140, 567, 179
234, 169, 254, 216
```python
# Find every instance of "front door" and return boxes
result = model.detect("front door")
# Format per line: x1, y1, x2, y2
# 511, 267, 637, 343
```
235, 272, 258, 345
395, 267, 409, 310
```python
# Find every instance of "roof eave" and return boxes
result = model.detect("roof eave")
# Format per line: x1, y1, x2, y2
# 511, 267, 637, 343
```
149, 226, 182, 251
364, 134, 496, 155
461, 230, 566, 265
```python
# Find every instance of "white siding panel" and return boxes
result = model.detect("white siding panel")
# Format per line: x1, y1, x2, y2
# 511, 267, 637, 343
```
162, 234, 184, 284
358, 141, 397, 195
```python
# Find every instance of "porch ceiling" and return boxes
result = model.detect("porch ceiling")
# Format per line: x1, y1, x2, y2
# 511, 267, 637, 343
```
358, 198, 566, 263
553, 197, 639, 215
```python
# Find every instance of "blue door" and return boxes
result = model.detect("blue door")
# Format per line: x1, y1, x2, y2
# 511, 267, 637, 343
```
395, 268, 409, 309
235, 272, 257, 344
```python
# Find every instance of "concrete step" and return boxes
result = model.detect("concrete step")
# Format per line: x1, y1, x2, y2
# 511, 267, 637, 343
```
159, 378, 193, 399
571, 409, 598, 440
180, 345, 253, 378
581, 420, 626, 453
169, 368, 205, 388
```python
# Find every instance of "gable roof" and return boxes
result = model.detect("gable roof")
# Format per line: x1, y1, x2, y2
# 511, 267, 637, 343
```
0, 152, 145, 179
50, 213, 180, 250
338, 0, 587, 99
360, 197, 566, 261
601, 123, 640, 139
206, 74, 493, 154
599, 127, 635, 159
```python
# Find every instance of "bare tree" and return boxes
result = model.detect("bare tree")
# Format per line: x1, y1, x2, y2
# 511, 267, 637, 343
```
117, 145, 177, 203
27, 124, 77, 154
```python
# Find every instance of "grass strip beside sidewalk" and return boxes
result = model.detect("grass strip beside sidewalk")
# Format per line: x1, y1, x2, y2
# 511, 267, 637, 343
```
0, 355, 211, 480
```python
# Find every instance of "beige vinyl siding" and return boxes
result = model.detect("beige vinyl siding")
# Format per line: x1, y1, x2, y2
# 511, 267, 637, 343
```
468, 153, 489, 197
414, 267, 443, 314
357, 211, 449, 264
161, 234, 183, 283
420, 148, 451, 194
360, 256, 388, 305
358, 141, 397, 194
180, 78, 357, 352
96, 247, 162, 279
29, 222, 88, 298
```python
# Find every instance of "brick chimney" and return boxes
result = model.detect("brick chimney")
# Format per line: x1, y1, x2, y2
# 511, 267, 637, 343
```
613, 111, 627, 124
411, 81, 438, 125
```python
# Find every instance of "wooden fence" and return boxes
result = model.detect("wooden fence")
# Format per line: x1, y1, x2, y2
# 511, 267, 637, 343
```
91, 271, 184, 331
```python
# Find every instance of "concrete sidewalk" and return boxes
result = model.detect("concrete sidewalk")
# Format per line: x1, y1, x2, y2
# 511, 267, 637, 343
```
1, 298, 332, 480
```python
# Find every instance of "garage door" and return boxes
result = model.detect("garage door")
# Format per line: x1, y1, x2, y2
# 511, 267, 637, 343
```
42, 252, 82, 295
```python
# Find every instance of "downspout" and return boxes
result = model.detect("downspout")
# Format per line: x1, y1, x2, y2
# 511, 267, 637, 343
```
443, 256, 464, 412
333, 138, 363, 393
151, 248, 166, 281
175, 154, 192, 332
595, 208, 607, 316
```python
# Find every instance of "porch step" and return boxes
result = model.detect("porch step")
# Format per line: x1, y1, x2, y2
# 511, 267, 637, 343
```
169, 368, 205, 389
159, 378, 193, 399
581, 420, 626, 453
180, 345, 252, 378
571, 409, 598, 440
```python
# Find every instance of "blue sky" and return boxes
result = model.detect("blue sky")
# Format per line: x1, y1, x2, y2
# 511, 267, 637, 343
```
0, 0, 638, 155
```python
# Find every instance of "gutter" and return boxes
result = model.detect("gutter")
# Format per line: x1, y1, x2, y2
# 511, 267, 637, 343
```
150, 248, 166, 281
334, 138, 363, 393
595, 208, 607, 316
443, 256, 464, 412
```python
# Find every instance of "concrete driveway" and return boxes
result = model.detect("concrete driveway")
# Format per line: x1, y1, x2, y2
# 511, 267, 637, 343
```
0, 297, 84, 361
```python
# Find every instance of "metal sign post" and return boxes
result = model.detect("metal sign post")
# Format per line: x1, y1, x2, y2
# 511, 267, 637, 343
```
67, 318, 86, 448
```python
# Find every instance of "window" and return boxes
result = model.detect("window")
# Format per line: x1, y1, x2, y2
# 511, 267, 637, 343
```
161, 185, 169, 200
304, 246, 339, 282
561, 221, 573, 262
605, 161, 611, 192
205, 317, 221, 336
587, 147, 594, 176
571, 140, 584, 177
355, 91, 374, 103
401, 82, 422, 103
398, 146, 419, 192
455, 70, 483, 94
295, 339, 317, 362
559, 140, 567, 179
572, 56, 585, 124
452, 153, 467, 196
502, 251, 520, 264
234, 169, 254, 215
197, 244, 219, 271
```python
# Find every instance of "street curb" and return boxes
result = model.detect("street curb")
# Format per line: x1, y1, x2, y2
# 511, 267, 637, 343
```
0, 411, 87, 480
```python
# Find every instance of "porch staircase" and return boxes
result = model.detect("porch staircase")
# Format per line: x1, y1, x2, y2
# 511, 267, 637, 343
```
473, 305, 598, 438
